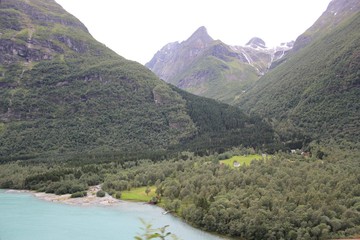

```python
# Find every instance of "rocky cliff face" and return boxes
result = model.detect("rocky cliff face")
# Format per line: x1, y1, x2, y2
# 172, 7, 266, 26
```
146, 27, 292, 104
0, 0, 92, 64
146, 26, 214, 84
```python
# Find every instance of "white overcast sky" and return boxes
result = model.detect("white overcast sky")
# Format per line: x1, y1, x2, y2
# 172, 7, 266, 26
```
55, 0, 331, 64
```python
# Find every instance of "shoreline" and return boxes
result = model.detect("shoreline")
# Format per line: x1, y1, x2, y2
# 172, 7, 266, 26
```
5, 185, 121, 206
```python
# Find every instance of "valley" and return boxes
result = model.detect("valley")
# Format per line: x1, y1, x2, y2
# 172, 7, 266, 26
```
0, 0, 359, 239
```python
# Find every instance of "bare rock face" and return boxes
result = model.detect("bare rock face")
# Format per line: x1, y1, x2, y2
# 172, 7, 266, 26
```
185, 26, 214, 48
0, 0, 95, 66
146, 26, 213, 83
246, 37, 266, 49
145, 41, 181, 81
0, 39, 61, 64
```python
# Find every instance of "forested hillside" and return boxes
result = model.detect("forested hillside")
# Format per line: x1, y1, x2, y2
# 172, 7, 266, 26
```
0, 0, 276, 162
0, 1, 359, 239
239, 0, 360, 144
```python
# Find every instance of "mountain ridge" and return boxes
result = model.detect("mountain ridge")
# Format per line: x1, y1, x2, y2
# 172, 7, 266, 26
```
239, 0, 360, 144
293, 0, 360, 51
0, 0, 276, 161
146, 26, 293, 104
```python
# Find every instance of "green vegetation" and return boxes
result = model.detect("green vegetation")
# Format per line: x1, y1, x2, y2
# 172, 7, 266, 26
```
96, 190, 105, 198
220, 154, 264, 168
70, 191, 87, 198
239, 10, 360, 144
172, 86, 276, 154
0, 0, 276, 163
147, 34, 263, 105
0, 146, 359, 239
173, 46, 259, 104
121, 186, 157, 202
135, 220, 177, 240
1, 1, 359, 240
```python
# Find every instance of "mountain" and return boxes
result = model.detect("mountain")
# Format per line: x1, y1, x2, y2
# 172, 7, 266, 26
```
0, 0, 276, 161
293, 0, 360, 51
146, 26, 292, 104
239, 0, 360, 144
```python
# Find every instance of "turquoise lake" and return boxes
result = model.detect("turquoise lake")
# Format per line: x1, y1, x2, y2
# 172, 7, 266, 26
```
0, 190, 225, 240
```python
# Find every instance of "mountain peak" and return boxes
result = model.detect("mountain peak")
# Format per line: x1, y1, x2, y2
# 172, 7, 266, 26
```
186, 26, 213, 45
246, 37, 266, 48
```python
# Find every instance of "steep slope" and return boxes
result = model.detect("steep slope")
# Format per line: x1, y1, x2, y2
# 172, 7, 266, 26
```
239, 0, 360, 144
293, 0, 360, 51
0, 0, 276, 161
146, 27, 292, 104
146, 26, 214, 85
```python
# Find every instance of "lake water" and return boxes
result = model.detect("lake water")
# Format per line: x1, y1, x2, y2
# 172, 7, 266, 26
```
0, 190, 225, 240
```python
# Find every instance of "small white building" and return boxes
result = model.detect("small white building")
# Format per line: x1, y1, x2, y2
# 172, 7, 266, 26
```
233, 161, 240, 168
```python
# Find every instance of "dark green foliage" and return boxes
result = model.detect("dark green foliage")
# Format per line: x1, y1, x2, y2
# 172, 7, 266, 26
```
0, 180, 14, 188
114, 192, 121, 199
172, 86, 275, 151
96, 190, 105, 197
80, 173, 101, 186
24, 169, 74, 188
70, 191, 87, 198
159, 149, 360, 239
44, 181, 87, 195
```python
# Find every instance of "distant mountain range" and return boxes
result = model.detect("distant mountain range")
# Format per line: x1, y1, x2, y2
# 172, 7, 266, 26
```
0, 0, 276, 161
147, 0, 360, 145
146, 26, 293, 104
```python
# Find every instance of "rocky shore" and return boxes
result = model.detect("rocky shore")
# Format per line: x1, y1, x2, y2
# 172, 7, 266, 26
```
7, 185, 119, 206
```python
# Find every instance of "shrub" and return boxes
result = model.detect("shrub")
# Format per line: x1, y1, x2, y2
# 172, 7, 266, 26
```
96, 190, 106, 197
107, 189, 115, 196
70, 191, 87, 198
115, 192, 121, 199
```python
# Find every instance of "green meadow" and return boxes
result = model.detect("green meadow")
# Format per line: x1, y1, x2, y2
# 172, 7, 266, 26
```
121, 186, 157, 202
220, 154, 265, 168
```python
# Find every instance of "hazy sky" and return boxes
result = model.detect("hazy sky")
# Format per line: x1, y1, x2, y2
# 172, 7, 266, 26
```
55, 0, 331, 64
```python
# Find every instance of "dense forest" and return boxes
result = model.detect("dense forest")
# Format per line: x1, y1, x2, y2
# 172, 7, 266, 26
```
1, 146, 359, 240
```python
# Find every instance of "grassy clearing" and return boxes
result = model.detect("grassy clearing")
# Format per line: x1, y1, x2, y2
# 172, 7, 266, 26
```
121, 186, 157, 202
220, 154, 265, 168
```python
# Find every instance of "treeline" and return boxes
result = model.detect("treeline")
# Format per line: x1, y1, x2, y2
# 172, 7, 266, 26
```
0, 147, 359, 239
172, 86, 277, 154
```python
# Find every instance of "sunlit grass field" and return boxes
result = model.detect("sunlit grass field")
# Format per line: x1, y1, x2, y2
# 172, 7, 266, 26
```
121, 186, 157, 202
220, 154, 265, 168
